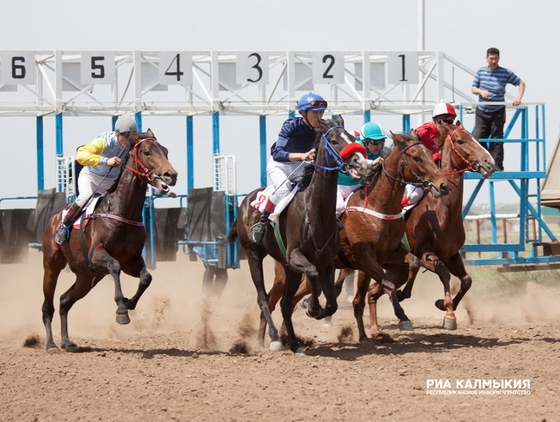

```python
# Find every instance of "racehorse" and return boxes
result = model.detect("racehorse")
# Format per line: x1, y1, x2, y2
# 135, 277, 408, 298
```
228, 116, 373, 353
387, 121, 495, 329
41, 130, 178, 350
258, 130, 450, 344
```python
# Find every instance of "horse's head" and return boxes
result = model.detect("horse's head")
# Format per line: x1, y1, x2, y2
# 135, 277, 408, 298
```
437, 121, 496, 178
128, 130, 178, 195
315, 115, 372, 180
389, 131, 449, 198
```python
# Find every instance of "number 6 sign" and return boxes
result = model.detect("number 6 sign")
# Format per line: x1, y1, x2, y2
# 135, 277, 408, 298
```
0, 52, 36, 85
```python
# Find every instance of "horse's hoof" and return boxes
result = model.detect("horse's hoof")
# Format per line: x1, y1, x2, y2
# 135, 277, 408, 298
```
116, 313, 131, 325
61, 341, 78, 351
269, 341, 283, 352
46, 341, 58, 350
299, 297, 310, 309
398, 320, 414, 331
435, 299, 446, 311
294, 347, 306, 355
306, 307, 321, 318
442, 317, 457, 330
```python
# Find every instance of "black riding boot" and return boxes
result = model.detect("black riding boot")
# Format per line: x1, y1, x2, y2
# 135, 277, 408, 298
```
250, 210, 270, 244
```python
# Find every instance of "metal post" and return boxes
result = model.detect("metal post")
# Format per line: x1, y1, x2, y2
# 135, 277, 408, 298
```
36, 115, 44, 191
212, 111, 220, 154
186, 116, 194, 192
259, 115, 267, 187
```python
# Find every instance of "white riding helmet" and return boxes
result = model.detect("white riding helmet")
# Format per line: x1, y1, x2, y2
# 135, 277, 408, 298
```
432, 102, 457, 118
115, 115, 138, 134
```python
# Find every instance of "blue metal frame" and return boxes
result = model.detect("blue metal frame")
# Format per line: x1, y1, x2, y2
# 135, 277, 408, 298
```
461, 105, 558, 265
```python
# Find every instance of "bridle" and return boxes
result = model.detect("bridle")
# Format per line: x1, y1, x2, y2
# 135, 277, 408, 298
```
443, 128, 481, 175
125, 137, 171, 188
312, 125, 349, 172
382, 138, 434, 189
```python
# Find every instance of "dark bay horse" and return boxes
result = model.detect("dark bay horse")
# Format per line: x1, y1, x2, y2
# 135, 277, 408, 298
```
229, 116, 373, 353
259, 131, 450, 344
41, 130, 178, 350
391, 121, 495, 329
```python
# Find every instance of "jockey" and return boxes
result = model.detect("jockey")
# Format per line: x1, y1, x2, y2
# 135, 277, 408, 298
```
336, 121, 390, 215
249, 92, 326, 244
401, 102, 457, 214
54, 115, 140, 245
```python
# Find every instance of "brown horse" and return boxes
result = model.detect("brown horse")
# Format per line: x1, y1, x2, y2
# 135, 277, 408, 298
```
387, 121, 495, 329
229, 116, 373, 353
41, 130, 178, 350
259, 130, 450, 344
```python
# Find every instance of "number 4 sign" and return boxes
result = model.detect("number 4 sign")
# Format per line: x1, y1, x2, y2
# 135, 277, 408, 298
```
159, 52, 192, 85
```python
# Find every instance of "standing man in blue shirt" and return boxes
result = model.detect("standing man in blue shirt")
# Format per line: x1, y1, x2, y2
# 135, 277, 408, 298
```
471, 47, 525, 171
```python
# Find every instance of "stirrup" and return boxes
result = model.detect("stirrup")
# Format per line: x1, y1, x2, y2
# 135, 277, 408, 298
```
54, 225, 70, 245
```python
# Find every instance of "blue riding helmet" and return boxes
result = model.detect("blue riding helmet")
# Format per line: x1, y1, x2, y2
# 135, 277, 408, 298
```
297, 92, 328, 113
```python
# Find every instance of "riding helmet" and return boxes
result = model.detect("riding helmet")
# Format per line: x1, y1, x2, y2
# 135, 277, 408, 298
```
432, 102, 457, 118
297, 92, 328, 113
115, 115, 138, 134
360, 121, 386, 141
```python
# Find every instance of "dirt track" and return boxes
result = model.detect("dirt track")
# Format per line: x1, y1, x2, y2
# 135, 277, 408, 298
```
1, 250, 559, 421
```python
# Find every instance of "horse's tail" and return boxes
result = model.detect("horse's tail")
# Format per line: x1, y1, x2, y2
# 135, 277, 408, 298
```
227, 219, 238, 244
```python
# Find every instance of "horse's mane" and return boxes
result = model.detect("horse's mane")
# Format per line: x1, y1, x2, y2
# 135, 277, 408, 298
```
431, 122, 461, 151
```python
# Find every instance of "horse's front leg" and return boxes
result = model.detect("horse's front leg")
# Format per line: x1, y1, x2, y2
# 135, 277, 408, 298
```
425, 253, 457, 330
91, 246, 130, 325
447, 253, 472, 311
317, 263, 337, 319
280, 271, 306, 353
288, 248, 321, 318
395, 252, 422, 302
122, 256, 152, 311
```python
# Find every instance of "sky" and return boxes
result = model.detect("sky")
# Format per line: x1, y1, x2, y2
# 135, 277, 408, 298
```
0, 0, 559, 208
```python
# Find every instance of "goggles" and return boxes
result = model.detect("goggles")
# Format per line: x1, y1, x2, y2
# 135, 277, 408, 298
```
437, 115, 456, 124
308, 99, 328, 109
363, 138, 385, 146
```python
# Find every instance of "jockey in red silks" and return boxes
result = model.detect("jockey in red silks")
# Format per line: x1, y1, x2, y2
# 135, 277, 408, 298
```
401, 102, 457, 215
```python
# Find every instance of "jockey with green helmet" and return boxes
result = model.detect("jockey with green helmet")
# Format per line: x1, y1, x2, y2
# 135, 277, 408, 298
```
336, 121, 390, 214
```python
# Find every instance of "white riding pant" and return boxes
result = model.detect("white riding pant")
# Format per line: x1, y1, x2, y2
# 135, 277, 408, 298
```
336, 184, 359, 215
266, 159, 309, 205
76, 167, 117, 207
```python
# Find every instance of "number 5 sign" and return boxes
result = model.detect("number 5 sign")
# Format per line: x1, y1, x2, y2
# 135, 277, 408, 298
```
387, 52, 419, 84
80, 52, 115, 84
